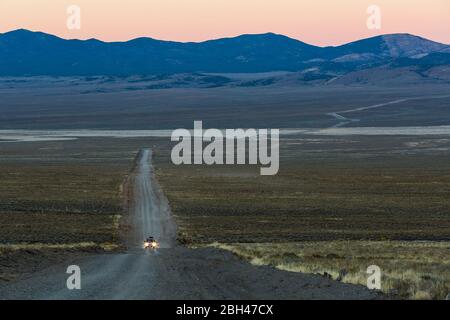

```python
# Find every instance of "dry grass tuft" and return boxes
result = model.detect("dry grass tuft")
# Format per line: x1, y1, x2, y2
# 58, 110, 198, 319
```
0, 242, 120, 253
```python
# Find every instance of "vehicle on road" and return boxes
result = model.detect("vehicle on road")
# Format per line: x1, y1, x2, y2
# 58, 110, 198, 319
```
144, 237, 159, 250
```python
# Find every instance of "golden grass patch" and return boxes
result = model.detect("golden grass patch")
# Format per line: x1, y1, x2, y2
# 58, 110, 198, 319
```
209, 241, 450, 300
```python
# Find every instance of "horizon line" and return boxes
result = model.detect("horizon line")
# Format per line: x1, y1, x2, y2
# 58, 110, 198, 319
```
2, 28, 449, 47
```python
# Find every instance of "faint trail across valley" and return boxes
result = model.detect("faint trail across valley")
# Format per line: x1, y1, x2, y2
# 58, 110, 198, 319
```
327, 95, 450, 128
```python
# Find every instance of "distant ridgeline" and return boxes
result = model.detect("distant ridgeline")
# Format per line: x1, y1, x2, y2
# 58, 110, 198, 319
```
0, 29, 449, 77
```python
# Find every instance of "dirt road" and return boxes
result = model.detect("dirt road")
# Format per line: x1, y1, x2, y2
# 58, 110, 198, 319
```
128, 149, 176, 249
0, 150, 378, 300
328, 95, 450, 128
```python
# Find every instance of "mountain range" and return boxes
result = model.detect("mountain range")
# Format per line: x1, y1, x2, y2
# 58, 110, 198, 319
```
1, 29, 450, 82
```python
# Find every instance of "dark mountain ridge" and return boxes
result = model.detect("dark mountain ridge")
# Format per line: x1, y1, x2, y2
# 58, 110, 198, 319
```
0, 29, 449, 76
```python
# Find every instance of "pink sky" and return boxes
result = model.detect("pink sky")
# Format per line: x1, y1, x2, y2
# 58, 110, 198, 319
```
1, 0, 449, 46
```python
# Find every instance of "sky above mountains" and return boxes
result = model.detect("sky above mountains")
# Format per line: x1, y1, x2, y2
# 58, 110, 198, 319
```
1, 0, 449, 46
